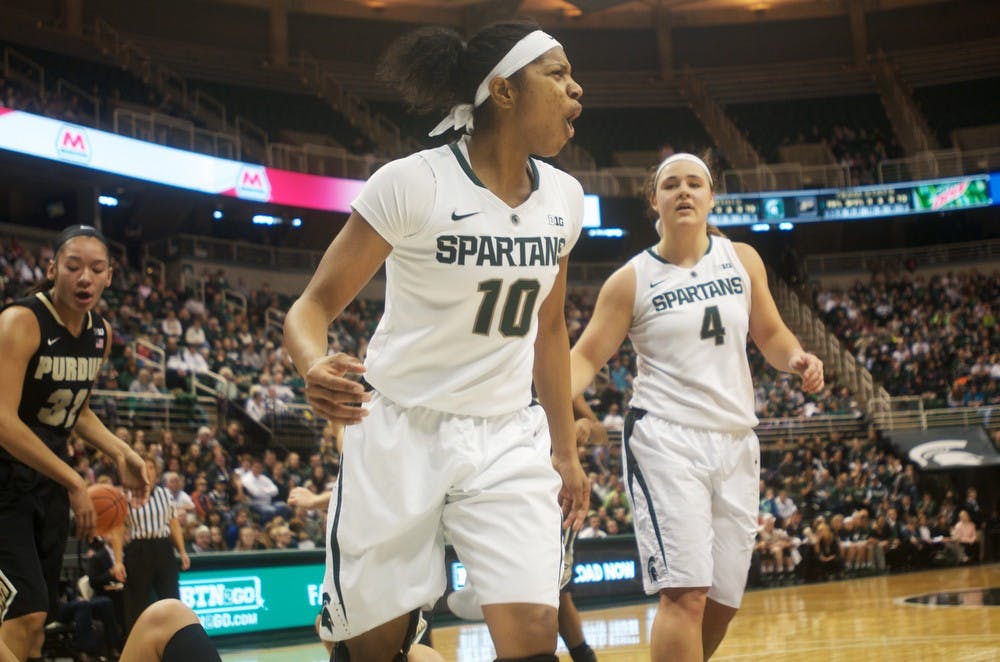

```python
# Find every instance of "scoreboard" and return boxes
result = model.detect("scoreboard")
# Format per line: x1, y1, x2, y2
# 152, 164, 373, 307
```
710, 174, 994, 227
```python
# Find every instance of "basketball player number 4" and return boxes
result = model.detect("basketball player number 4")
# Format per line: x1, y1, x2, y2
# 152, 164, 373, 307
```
700, 305, 726, 346
473, 278, 541, 337
37, 388, 88, 428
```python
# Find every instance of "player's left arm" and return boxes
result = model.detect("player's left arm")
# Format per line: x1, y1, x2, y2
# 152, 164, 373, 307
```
534, 256, 589, 531
736, 243, 824, 393
73, 320, 150, 501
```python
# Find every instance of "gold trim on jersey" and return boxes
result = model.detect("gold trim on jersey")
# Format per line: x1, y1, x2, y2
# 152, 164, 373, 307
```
34, 292, 93, 331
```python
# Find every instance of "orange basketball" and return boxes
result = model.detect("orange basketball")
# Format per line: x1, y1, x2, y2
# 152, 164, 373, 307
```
88, 484, 129, 535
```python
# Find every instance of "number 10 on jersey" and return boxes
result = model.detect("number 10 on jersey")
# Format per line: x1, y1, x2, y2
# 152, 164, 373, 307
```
473, 279, 541, 337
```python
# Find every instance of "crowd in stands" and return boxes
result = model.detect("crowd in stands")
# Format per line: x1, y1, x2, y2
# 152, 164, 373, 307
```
2, 232, 995, 576
748, 430, 992, 584
816, 269, 1000, 406
777, 124, 902, 185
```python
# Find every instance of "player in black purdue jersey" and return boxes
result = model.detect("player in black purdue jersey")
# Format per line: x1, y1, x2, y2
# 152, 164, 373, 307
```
0, 225, 148, 661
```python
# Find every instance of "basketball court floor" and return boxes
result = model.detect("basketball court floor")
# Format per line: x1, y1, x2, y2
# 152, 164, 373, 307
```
220, 563, 999, 661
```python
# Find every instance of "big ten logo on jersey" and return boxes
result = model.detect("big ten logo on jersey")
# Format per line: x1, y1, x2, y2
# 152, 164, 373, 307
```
547, 214, 565, 227
56, 125, 92, 163
235, 166, 271, 202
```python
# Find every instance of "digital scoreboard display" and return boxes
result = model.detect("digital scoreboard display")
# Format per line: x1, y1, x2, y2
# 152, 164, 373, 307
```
710, 174, 994, 227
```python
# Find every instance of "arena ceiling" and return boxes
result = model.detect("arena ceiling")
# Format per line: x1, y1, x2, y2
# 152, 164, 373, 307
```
206, 0, 948, 28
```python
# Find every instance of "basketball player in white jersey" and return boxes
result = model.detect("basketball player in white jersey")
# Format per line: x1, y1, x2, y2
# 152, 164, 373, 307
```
569, 153, 824, 662
283, 20, 589, 662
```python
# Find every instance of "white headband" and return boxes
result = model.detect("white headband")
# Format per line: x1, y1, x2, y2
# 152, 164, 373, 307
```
429, 30, 561, 137
653, 153, 714, 187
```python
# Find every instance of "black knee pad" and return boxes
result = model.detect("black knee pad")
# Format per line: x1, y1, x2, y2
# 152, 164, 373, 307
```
495, 656, 559, 662
331, 610, 421, 662
331, 641, 350, 662
162, 623, 221, 662
569, 642, 598, 662
331, 642, 409, 662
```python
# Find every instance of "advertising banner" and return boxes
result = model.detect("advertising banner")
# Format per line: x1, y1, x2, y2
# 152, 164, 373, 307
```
883, 426, 1000, 471
179, 537, 647, 638
179, 561, 325, 636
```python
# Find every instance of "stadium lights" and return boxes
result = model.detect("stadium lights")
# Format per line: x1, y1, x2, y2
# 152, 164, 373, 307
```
97, 195, 119, 207
587, 228, 625, 238
213, 209, 224, 220
778, 222, 794, 231
252, 214, 283, 226
750, 223, 771, 232
291, 217, 302, 228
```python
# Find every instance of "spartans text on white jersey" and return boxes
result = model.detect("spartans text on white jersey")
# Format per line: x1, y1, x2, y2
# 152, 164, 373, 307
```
628, 236, 758, 431
352, 137, 584, 417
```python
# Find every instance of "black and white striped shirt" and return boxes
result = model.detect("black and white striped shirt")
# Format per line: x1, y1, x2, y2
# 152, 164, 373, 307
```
127, 485, 174, 540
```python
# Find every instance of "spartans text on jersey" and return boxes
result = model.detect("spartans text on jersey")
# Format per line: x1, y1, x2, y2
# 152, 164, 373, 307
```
652, 276, 745, 312
435, 235, 566, 267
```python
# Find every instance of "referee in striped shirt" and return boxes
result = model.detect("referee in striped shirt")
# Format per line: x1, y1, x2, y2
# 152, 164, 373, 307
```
121, 457, 190, 632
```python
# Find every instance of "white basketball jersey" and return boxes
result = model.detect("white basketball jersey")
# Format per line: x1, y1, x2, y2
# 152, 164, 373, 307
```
352, 137, 583, 417
628, 236, 758, 431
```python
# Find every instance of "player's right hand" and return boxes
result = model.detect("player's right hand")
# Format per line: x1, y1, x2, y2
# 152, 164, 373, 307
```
288, 486, 317, 510
304, 353, 371, 425
69, 481, 96, 541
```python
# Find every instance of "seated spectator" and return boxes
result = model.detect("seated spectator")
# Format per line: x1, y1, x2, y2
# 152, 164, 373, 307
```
223, 508, 252, 549
578, 514, 607, 539
180, 340, 210, 374
188, 526, 214, 554
191, 476, 213, 521
756, 514, 796, 579
160, 307, 183, 339
128, 368, 160, 395
234, 525, 267, 551
601, 403, 624, 434
270, 524, 298, 550
209, 526, 228, 552
952, 510, 979, 563
52, 577, 122, 660
245, 386, 267, 422
184, 315, 208, 349
812, 522, 842, 581
775, 489, 798, 523
163, 471, 196, 523
241, 457, 290, 524
270, 367, 296, 403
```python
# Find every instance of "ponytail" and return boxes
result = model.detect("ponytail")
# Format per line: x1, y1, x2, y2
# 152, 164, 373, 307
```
377, 20, 541, 119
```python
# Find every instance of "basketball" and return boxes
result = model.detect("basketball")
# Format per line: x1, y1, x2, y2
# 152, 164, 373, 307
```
88, 484, 128, 535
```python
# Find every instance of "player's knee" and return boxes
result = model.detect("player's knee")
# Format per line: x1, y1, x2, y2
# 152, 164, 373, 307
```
660, 587, 708, 620
139, 599, 199, 633
515, 604, 558, 641
7, 611, 46, 636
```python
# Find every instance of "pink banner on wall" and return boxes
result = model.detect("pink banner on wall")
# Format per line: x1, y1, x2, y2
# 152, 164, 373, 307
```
0, 109, 365, 214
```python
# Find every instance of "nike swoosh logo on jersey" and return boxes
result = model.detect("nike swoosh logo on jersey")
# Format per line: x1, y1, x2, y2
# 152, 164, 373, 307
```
47, 337, 60, 346
650, 279, 668, 288
451, 210, 480, 221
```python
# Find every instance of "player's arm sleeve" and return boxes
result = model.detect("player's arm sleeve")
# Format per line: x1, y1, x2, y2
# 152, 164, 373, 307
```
350, 154, 436, 246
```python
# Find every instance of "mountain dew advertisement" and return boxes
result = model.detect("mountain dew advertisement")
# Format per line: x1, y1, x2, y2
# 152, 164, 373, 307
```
912, 176, 991, 211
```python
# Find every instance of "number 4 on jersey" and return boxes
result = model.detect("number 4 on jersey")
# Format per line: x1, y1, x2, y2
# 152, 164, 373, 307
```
700, 305, 726, 345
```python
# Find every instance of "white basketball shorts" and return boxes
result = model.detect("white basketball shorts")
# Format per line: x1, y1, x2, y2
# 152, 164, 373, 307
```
319, 392, 563, 641
623, 410, 759, 608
